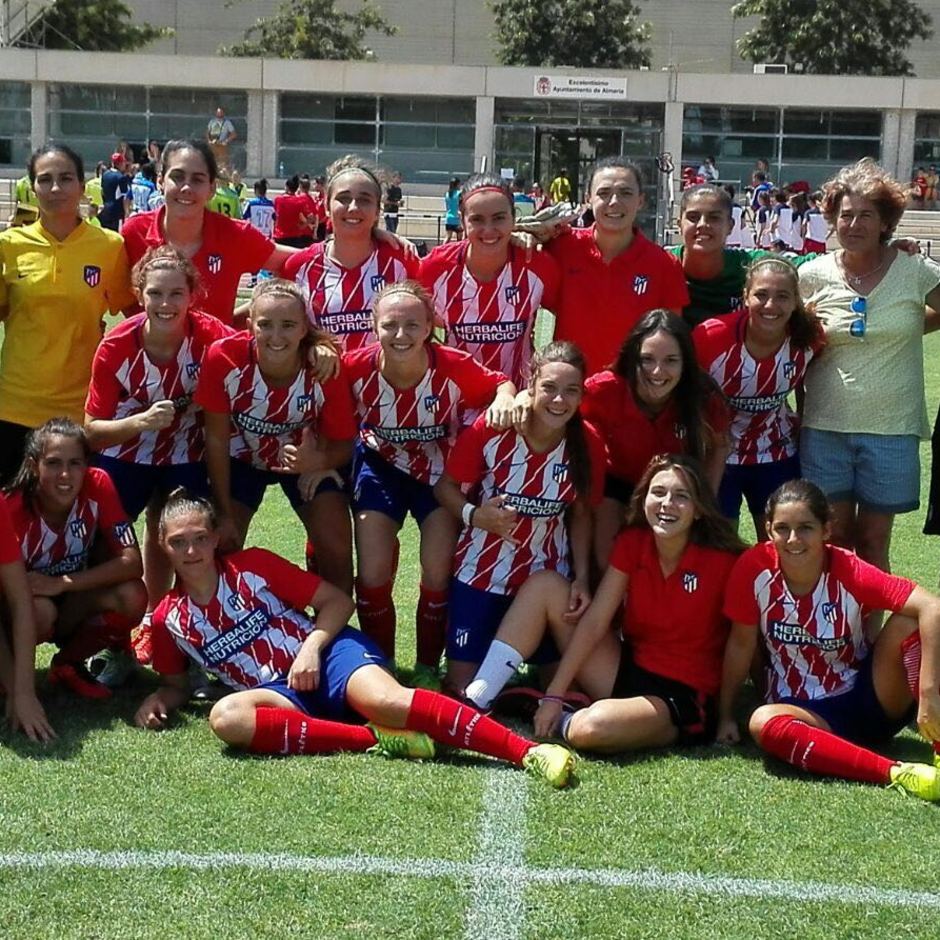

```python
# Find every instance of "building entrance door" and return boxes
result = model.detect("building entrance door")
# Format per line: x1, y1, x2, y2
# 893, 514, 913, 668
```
535, 128, 622, 201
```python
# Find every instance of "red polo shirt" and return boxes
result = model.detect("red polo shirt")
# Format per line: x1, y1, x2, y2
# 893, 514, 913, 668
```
611, 526, 739, 694
581, 371, 730, 485
547, 227, 689, 375
122, 207, 274, 326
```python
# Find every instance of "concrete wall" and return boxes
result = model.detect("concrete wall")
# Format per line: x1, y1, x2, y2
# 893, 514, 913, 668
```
122, 0, 940, 78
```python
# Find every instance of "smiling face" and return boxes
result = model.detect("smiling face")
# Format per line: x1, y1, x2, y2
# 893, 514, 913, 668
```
744, 268, 797, 344
34, 434, 87, 516
160, 147, 215, 220
835, 192, 888, 254
161, 509, 219, 583
250, 293, 308, 370
589, 167, 644, 236
530, 361, 584, 432
141, 267, 193, 336
461, 189, 514, 258
680, 192, 734, 255
328, 170, 381, 240
644, 467, 697, 542
32, 151, 84, 222
374, 293, 433, 364
635, 330, 683, 409
766, 499, 829, 577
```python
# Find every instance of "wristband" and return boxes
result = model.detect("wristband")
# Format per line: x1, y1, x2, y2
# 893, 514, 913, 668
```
539, 695, 565, 705
461, 502, 475, 527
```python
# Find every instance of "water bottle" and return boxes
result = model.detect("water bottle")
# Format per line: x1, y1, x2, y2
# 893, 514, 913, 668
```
278, 161, 285, 177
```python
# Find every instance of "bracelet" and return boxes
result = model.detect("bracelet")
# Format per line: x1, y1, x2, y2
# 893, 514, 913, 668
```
461, 502, 476, 527
539, 694, 565, 705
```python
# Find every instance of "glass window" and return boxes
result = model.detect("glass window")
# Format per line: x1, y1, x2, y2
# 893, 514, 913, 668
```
916, 112, 940, 140
685, 106, 779, 136
382, 124, 436, 148
829, 139, 880, 161
280, 120, 332, 145
281, 94, 335, 121
334, 97, 375, 123
334, 121, 375, 146
0, 82, 29, 109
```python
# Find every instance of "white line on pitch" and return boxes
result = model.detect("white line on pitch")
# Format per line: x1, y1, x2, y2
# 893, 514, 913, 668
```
464, 769, 528, 940
2, 850, 940, 910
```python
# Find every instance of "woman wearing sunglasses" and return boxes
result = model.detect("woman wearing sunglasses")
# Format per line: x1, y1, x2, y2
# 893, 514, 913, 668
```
798, 159, 940, 576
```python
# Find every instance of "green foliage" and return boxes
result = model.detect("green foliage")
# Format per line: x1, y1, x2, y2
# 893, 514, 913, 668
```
16, 0, 166, 52
222, 0, 396, 60
732, 0, 933, 76
490, 0, 651, 69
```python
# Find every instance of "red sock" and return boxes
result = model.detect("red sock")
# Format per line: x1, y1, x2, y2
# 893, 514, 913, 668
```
415, 584, 448, 668
249, 707, 377, 755
405, 688, 533, 765
759, 715, 895, 785
900, 632, 940, 757
356, 580, 396, 661
55, 613, 133, 664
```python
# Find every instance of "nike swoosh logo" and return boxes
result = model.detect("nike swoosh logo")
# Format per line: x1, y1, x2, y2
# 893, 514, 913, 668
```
448, 707, 462, 737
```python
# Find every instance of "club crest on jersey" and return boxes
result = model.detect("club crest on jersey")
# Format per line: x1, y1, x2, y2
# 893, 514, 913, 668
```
228, 593, 244, 611
371, 274, 386, 292
822, 601, 839, 624
296, 393, 313, 412
208, 254, 223, 274
505, 285, 520, 304
682, 571, 698, 593
424, 394, 439, 411
633, 274, 648, 295
729, 296, 744, 311
552, 462, 569, 483
113, 522, 137, 548
783, 361, 797, 380
69, 518, 87, 540
185, 361, 201, 379
83, 265, 101, 287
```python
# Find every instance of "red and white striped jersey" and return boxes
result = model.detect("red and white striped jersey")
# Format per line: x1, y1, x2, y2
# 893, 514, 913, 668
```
151, 548, 322, 687
419, 242, 559, 386
282, 240, 420, 352
694, 311, 822, 464
446, 417, 605, 594
342, 343, 506, 486
195, 332, 358, 470
85, 311, 233, 465
2, 467, 137, 575
724, 541, 915, 702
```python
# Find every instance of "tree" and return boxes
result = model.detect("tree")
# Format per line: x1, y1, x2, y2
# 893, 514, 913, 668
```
16, 0, 166, 52
490, 0, 651, 69
732, 0, 933, 76
222, 0, 396, 60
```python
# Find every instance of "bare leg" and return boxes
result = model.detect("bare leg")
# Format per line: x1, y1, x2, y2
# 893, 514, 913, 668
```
593, 497, 626, 572
300, 491, 353, 595
566, 696, 678, 752
208, 687, 302, 747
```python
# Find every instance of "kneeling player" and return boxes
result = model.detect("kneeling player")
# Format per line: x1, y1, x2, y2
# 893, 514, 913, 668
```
133, 488, 574, 787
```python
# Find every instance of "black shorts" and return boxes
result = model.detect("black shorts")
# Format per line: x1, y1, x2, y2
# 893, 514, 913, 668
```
0, 419, 32, 485
611, 648, 716, 745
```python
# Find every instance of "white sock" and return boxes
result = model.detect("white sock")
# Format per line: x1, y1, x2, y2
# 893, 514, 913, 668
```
558, 710, 574, 743
464, 640, 524, 709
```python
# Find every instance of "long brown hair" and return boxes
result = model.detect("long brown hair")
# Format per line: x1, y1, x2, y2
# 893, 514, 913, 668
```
742, 257, 824, 352
625, 454, 747, 554
528, 341, 591, 499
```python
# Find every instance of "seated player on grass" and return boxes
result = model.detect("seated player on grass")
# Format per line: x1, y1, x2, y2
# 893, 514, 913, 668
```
465, 454, 746, 753
133, 488, 575, 788
719, 479, 940, 802
0, 496, 55, 741
1, 418, 147, 700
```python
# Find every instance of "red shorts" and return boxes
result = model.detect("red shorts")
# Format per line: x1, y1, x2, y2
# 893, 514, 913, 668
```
803, 238, 826, 254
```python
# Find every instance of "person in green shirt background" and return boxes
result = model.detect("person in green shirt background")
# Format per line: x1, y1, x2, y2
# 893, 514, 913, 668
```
207, 170, 242, 218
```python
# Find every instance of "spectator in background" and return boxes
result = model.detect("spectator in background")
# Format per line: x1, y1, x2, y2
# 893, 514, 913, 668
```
912, 167, 928, 208
749, 171, 773, 212
383, 171, 403, 234
206, 106, 237, 172
530, 181, 548, 212
443, 176, 461, 243
130, 162, 158, 215
243, 178, 275, 239
549, 170, 572, 205
99, 152, 132, 232
298, 174, 323, 242
698, 155, 720, 182
273, 174, 314, 249
511, 175, 536, 218
146, 140, 162, 164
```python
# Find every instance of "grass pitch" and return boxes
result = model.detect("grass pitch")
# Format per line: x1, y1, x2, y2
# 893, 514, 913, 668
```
1, 325, 939, 939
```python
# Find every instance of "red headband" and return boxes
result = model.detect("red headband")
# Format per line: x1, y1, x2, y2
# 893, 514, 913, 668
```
466, 186, 510, 197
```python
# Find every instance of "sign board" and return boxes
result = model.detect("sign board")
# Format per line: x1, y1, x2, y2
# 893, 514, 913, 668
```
500, 167, 515, 180
533, 74, 628, 100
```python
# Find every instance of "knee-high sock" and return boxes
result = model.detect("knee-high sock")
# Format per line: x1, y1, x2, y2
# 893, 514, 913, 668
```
759, 715, 894, 785
54, 613, 133, 664
405, 688, 532, 765
249, 707, 376, 755
415, 584, 448, 668
356, 580, 396, 662
900, 632, 940, 756
464, 640, 524, 709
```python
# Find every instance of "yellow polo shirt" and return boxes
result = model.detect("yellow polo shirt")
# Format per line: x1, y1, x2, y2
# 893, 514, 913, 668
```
0, 220, 135, 427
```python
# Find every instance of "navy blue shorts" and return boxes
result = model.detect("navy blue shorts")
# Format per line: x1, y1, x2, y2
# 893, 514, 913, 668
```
257, 626, 389, 721
93, 454, 209, 519
612, 647, 716, 745
718, 455, 801, 521
446, 578, 559, 665
777, 652, 914, 746
352, 443, 439, 527
229, 458, 344, 513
